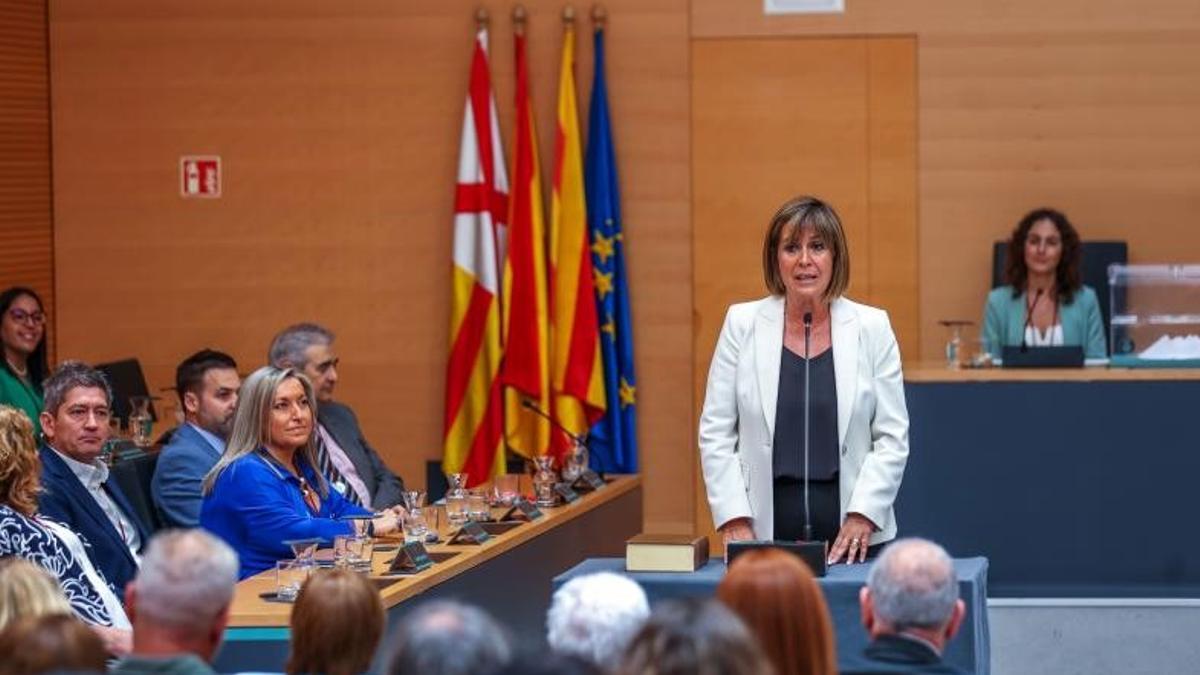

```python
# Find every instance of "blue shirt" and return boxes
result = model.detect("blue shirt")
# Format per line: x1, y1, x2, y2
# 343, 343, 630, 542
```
199, 450, 369, 579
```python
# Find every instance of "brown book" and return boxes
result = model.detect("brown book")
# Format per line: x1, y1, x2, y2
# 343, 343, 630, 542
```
625, 533, 709, 572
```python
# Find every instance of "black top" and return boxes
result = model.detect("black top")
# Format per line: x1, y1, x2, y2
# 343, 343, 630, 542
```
773, 346, 839, 480
841, 634, 967, 675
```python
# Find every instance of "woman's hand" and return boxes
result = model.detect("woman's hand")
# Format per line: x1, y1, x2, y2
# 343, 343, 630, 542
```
370, 510, 401, 537
719, 517, 755, 550
827, 512, 876, 564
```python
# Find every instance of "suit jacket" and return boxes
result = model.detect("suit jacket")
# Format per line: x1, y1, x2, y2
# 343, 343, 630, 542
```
38, 445, 148, 593
698, 296, 909, 543
152, 423, 222, 528
318, 400, 405, 509
982, 284, 1107, 359
841, 634, 967, 675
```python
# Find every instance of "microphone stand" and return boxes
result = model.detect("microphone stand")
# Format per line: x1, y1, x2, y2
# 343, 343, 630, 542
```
802, 311, 813, 542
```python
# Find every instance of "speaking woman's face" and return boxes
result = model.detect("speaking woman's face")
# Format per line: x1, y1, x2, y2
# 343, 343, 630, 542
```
1023, 218, 1063, 278
267, 377, 313, 455
777, 225, 833, 304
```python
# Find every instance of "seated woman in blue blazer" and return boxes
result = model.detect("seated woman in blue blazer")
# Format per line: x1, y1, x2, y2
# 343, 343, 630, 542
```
983, 208, 1107, 359
200, 366, 400, 579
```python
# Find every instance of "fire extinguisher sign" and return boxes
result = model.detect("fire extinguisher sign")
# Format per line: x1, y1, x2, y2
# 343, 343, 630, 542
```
180, 156, 221, 198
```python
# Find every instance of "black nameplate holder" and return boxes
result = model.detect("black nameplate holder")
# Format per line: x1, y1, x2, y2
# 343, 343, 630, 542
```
554, 482, 580, 504
447, 520, 492, 545
501, 498, 543, 521
386, 541, 434, 574
570, 470, 607, 492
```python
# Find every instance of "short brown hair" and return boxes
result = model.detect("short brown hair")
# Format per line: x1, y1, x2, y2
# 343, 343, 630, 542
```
762, 196, 851, 302
0, 613, 107, 675
717, 548, 837, 675
0, 406, 42, 517
287, 569, 384, 675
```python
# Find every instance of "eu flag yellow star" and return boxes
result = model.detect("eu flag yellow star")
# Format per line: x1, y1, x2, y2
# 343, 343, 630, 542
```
601, 313, 616, 337
619, 376, 636, 408
593, 269, 614, 299
591, 231, 615, 265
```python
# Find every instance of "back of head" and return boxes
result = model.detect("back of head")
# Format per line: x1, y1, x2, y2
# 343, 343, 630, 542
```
0, 613, 107, 675
717, 549, 836, 675
866, 538, 959, 632
547, 571, 650, 666
0, 405, 41, 517
268, 322, 333, 368
131, 530, 238, 646
287, 569, 385, 675
386, 600, 511, 675
0, 557, 72, 631
490, 652, 603, 675
618, 598, 774, 675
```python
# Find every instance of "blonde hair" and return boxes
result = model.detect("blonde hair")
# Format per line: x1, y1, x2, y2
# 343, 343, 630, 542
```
762, 195, 851, 302
0, 558, 72, 631
202, 366, 326, 496
0, 405, 41, 516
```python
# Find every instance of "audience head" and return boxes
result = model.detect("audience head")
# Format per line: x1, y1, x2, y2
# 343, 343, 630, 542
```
39, 361, 113, 463
860, 538, 965, 651
0, 557, 72, 631
0, 613, 107, 675
125, 529, 239, 662
202, 365, 326, 497
490, 652, 603, 675
0, 286, 49, 387
0, 405, 41, 516
386, 600, 512, 675
287, 569, 385, 675
547, 571, 650, 667
175, 349, 241, 439
1005, 207, 1082, 301
717, 549, 836, 675
762, 195, 850, 303
268, 322, 339, 402
618, 597, 773, 675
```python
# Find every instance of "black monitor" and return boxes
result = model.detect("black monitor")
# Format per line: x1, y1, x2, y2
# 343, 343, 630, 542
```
94, 359, 157, 429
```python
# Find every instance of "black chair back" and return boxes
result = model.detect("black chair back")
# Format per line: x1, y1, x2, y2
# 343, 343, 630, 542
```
110, 450, 164, 534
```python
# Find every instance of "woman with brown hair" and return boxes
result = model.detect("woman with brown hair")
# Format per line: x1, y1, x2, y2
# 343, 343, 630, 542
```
717, 548, 837, 675
0, 613, 108, 675
287, 568, 385, 675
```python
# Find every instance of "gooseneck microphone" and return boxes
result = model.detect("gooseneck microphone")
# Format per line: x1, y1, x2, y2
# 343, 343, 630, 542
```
1020, 288, 1045, 352
520, 398, 590, 449
802, 311, 814, 542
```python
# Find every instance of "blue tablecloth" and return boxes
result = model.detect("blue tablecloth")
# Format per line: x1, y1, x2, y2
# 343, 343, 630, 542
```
554, 556, 990, 675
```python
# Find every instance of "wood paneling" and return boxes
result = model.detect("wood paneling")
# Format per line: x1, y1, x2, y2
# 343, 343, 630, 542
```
690, 36, 917, 540
49, 1, 692, 532
1, 0, 54, 351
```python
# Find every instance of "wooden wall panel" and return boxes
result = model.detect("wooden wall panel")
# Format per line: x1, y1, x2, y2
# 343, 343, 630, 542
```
48, 0, 692, 532
0, 0, 54, 354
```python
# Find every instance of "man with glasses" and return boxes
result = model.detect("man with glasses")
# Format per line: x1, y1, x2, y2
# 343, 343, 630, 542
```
268, 323, 406, 509
38, 361, 148, 592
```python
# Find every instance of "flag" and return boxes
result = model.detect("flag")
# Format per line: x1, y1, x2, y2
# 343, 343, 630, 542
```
549, 21, 606, 461
443, 27, 509, 487
585, 25, 638, 474
500, 28, 552, 460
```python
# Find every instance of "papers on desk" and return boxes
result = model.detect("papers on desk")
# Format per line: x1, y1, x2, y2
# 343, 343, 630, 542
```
1139, 334, 1200, 360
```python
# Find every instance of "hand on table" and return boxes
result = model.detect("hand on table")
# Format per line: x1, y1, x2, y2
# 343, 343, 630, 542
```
719, 518, 755, 562
827, 512, 876, 565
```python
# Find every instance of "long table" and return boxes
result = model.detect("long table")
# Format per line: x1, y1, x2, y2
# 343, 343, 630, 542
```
214, 475, 642, 672
554, 556, 990, 675
902, 363, 1200, 597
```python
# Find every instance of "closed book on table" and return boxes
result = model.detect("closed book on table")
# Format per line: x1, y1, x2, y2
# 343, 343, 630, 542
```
625, 534, 709, 572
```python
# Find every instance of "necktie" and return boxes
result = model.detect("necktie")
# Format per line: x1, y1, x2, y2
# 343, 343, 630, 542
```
314, 432, 363, 507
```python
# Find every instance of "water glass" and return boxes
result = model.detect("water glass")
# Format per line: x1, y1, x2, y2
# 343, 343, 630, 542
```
492, 473, 520, 506
275, 560, 305, 601
468, 489, 490, 522
403, 510, 428, 543
446, 494, 470, 526
334, 534, 373, 573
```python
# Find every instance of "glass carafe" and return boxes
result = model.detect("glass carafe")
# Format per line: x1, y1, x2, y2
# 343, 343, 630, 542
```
128, 396, 153, 447
561, 440, 589, 482
533, 456, 559, 508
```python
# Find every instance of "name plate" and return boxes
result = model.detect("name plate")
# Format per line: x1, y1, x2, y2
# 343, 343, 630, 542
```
449, 520, 492, 545
554, 482, 581, 504
575, 470, 606, 491
502, 498, 544, 521
389, 541, 433, 573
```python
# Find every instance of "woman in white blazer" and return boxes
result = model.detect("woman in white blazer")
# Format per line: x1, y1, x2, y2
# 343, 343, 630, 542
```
699, 196, 909, 565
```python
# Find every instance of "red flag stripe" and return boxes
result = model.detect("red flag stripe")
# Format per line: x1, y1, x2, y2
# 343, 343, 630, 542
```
443, 284, 496, 435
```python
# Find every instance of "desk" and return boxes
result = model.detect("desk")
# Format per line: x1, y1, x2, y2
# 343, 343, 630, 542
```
214, 475, 642, 672
554, 557, 990, 675
902, 364, 1200, 596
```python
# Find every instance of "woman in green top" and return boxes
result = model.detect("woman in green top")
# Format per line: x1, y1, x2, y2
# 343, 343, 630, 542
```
0, 287, 49, 435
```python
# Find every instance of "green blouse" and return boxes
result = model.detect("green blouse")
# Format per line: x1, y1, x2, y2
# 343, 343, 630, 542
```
0, 365, 42, 436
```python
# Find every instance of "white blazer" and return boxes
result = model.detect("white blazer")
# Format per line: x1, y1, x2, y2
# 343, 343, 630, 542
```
698, 295, 909, 545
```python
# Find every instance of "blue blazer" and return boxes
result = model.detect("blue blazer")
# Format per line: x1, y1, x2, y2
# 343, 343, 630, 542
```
38, 445, 148, 593
200, 451, 370, 579
152, 424, 222, 528
982, 285, 1107, 359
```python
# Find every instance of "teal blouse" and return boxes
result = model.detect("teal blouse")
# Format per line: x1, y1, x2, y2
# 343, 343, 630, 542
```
982, 285, 1108, 360
0, 365, 42, 436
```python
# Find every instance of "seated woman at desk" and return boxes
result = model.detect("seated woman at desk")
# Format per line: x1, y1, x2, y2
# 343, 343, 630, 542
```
200, 366, 400, 579
983, 208, 1107, 359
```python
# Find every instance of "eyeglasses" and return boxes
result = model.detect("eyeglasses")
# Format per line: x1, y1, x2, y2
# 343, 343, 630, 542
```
6, 309, 46, 326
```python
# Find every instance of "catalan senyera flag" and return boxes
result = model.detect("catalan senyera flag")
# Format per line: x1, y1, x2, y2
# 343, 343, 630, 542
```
549, 22, 606, 460
499, 29, 552, 460
443, 27, 510, 487
585, 25, 638, 474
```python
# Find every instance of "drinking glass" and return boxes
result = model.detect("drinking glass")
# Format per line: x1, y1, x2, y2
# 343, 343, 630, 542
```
468, 489, 490, 522
562, 441, 589, 482
275, 560, 305, 601
334, 534, 373, 573
492, 473, 520, 506
533, 456, 558, 508
403, 511, 428, 544
128, 396, 153, 447
446, 495, 470, 526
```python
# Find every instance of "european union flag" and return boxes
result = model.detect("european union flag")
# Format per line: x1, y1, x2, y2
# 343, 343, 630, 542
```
585, 26, 637, 474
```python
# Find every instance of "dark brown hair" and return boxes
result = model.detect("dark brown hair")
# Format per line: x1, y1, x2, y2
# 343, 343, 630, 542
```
762, 196, 850, 302
1004, 208, 1082, 303
0, 406, 41, 517
0, 287, 49, 389
618, 598, 773, 675
287, 569, 385, 675
0, 613, 108, 675
717, 549, 836, 675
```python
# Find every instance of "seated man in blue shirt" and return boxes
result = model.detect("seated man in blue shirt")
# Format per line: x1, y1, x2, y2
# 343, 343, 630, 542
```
152, 350, 240, 528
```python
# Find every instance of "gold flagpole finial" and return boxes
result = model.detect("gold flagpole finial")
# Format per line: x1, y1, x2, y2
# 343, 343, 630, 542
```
563, 5, 576, 25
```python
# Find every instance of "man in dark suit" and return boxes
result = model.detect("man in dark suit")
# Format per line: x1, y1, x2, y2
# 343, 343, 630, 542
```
268, 323, 405, 509
151, 349, 241, 527
38, 361, 149, 593
843, 538, 967, 675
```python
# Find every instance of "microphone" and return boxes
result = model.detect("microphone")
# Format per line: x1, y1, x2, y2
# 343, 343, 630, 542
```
1021, 288, 1045, 352
801, 311, 813, 542
520, 398, 590, 449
